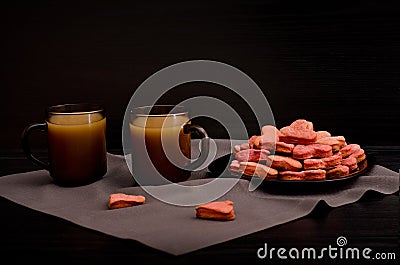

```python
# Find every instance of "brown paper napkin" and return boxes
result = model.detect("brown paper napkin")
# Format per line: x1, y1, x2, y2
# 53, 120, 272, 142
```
0, 140, 398, 255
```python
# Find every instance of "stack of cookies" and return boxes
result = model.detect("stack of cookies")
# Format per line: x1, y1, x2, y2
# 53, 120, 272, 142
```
230, 119, 366, 181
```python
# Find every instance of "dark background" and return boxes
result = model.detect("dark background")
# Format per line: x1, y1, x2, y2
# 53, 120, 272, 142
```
1, 0, 399, 154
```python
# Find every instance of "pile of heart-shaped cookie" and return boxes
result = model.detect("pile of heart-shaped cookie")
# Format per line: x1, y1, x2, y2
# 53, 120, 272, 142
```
230, 119, 366, 180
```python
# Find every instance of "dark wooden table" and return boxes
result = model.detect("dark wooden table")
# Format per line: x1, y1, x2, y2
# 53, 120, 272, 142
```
0, 147, 398, 265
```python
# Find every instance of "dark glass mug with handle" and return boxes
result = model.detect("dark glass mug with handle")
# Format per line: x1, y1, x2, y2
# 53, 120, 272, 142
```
22, 103, 107, 186
129, 105, 210, 186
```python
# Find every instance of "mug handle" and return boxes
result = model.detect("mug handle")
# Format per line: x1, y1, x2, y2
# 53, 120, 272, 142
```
183, 124, 210, 171
21, 123, 50, 170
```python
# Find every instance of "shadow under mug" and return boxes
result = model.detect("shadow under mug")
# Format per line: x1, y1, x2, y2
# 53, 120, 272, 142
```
129, 105, 210, 186
22, 103, 107, 186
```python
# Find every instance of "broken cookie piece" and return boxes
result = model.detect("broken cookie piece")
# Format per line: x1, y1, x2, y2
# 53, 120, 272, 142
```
108, 193, 146, 209
195, 200, 235, 221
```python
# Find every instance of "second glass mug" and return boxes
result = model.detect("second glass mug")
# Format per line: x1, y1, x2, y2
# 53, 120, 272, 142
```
129, 105, 210, 186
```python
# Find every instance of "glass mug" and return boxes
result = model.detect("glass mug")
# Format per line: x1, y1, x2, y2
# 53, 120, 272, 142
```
22, 103, 107, 186
129, 105, 209, 186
